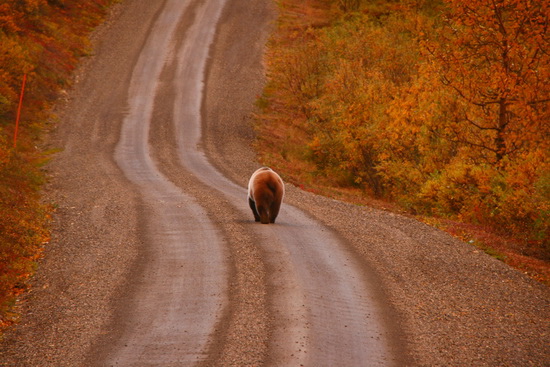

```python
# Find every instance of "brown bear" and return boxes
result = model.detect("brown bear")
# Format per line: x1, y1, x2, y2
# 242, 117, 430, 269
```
247, 167, 285, 224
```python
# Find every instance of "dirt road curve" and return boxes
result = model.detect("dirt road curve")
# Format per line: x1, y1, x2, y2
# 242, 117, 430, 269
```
1, 0, 548, 366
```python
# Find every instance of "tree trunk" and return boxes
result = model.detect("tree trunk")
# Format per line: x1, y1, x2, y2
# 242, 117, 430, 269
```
495, 98, 508, 163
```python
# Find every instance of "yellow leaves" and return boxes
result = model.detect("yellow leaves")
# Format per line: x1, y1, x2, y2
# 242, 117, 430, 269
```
258, 0, 548, 246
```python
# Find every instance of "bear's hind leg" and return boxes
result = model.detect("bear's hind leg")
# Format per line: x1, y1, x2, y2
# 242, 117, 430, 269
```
249, 197, 261, 222
269, 200, 282, 223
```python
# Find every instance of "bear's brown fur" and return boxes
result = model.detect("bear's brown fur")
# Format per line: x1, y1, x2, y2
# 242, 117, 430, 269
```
247, 167, 285, 224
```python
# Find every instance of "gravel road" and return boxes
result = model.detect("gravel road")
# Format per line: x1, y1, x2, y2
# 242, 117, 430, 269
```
1, 0, 548, 366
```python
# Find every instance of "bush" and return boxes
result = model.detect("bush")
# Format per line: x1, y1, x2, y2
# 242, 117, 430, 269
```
0, 0, 117, 328
257, 0, 549, 254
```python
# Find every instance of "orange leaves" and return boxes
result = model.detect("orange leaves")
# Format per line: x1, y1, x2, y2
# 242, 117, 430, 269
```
425, 0, 550, 163
0, 3, 20, 34
0, 147, 50, 326
411, 0, 549, 247
257, 0, 548, 250
0, 0, 118, 329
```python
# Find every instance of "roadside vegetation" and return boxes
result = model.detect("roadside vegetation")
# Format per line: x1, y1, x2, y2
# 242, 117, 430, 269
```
256, 0, 549, 283
0, 0, 117, 330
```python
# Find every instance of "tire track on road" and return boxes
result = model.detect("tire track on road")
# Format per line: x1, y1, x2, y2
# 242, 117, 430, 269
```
168, 0, 396, 365
104, 0, 396, 364
102, 0, 229, 364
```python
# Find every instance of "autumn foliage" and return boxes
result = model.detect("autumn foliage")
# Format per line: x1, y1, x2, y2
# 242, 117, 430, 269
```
0, 0, 116, 328
257, 0, 549, 267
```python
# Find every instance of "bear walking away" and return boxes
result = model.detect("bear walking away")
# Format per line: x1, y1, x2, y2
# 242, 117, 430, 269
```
247, 167, 285, 224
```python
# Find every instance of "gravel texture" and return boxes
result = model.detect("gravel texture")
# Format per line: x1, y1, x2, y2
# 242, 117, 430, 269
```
0, 0, 548, 366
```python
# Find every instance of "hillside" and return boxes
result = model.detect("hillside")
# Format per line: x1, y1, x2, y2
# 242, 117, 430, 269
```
256, 0, 549, 283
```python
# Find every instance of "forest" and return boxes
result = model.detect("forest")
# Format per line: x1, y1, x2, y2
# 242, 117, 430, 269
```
0, 0, 116, 328
256, 0, 549, 280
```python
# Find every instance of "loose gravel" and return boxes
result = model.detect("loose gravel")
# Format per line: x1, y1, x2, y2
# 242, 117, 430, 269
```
0, 0, 548, 366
